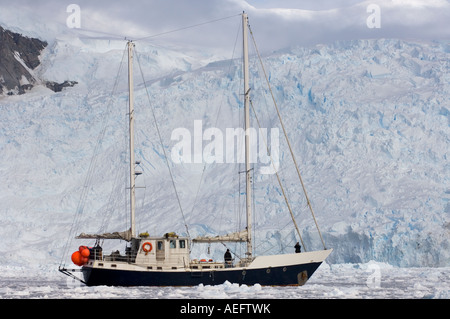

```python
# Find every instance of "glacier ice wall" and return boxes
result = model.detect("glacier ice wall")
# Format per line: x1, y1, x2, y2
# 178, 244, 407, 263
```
0, 33, 448, 269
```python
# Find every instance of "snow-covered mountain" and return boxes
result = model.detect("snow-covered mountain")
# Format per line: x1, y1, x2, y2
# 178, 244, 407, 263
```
0, 26, 45, 94
0, 26, 80, 96
0, 18, 448, 273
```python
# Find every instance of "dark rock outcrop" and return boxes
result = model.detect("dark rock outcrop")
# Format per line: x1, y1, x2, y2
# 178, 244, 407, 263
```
45, 80, 78, 92
0, 26, 47, 94
0, 26, 77, 95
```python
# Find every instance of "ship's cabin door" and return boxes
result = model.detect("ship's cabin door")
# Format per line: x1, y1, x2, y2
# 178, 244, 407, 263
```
156, 240, 165, 261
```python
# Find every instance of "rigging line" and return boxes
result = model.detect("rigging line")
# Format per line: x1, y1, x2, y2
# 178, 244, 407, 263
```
99, 113, 129, 234
99, 98, 130, 233
71, 27, 128, 40
133, 46, 190, 240
248, 24, 327, 250
187, 16, 242, 232
99, 159, 124, 233
59, 43, 128, 267
62, 44, 127, 265
249, 99, 306, 251
135, 14, 241, 41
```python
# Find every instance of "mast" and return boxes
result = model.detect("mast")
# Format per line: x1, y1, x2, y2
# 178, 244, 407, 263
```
127, 40, 136, 239
242, 12, 252, 258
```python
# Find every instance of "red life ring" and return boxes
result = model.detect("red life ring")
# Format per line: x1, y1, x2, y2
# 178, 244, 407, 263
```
142, 242, 153, 254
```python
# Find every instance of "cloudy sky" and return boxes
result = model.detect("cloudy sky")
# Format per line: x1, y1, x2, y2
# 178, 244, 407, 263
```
1, 0, 449, 52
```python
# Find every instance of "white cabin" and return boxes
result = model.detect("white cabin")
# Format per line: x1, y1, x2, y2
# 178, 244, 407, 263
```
134, 235, 190, 269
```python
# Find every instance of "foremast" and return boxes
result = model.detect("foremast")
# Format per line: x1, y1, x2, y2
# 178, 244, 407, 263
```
127, 40, 137, 239
76, 41, 138, 242
242, 12, 252, 259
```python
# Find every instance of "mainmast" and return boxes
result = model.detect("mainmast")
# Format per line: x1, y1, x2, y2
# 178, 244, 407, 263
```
183, 13, 255, 260
242, 13, 252, 259
127, 40, 137, 239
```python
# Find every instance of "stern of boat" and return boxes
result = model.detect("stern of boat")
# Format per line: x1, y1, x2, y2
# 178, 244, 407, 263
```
248, 249, 333, 286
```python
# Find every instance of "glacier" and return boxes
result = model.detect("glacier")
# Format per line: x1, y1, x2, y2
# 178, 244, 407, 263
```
0, 17, 449, 283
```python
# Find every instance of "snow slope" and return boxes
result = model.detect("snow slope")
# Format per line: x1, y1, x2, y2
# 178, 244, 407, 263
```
0, 17, 449, 273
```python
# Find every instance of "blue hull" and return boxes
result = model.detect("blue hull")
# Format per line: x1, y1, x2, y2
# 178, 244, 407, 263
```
81, 261, 323, 286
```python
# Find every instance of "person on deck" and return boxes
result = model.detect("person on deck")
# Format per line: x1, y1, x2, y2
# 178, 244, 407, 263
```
224, 249, 232, 267
295, 242, 301, 253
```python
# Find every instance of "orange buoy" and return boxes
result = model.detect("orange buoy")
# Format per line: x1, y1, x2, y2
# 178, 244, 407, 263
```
72, 246, 91, 266
81, 248, 90, 257
71, 251, 83, 266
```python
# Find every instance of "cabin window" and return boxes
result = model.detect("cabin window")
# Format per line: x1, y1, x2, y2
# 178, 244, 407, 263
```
169, 239, 176, 248
157, 241, 164, 250
179, 240, 186, 249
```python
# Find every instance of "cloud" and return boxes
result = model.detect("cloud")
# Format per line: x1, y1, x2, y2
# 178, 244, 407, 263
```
234, 0, 450, 50
1, 0, 448, 53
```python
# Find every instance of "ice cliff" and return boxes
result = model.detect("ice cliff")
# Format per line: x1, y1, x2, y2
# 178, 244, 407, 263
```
0, 22, 448, 270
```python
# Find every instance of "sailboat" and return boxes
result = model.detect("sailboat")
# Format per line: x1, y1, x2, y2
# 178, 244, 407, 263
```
59, 13, 332, 287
